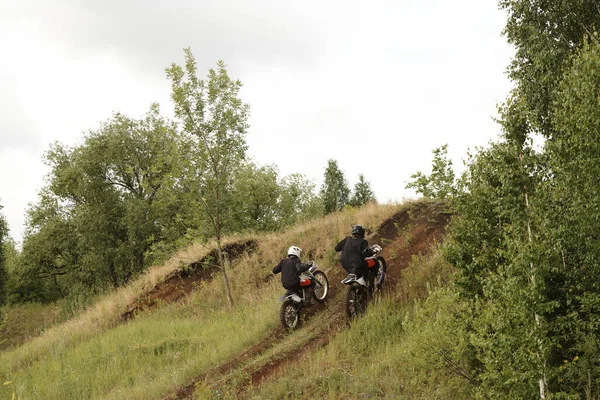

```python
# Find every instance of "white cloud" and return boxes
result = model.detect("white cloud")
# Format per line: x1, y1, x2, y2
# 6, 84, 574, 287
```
0, 0, 514, 242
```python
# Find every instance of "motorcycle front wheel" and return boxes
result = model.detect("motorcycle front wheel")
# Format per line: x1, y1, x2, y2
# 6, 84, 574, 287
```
313, 271, 329, 303
280, 300, 300, 330
345, 285, 368, 319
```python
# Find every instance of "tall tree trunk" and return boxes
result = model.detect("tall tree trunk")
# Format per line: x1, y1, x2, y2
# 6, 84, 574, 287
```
216, 237, 233, 307
520, 150, 547, 399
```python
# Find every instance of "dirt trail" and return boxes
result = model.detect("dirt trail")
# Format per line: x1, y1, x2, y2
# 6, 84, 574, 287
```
162, 201, 452, 399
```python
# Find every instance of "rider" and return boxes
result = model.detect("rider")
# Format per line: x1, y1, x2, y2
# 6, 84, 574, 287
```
335, 224, 377, 285
273, 246, 315, 303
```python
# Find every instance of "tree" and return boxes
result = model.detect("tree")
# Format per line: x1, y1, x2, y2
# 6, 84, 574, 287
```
500, 0, 600, 139
166, 50, 250, 306
443, 2, 600, 397
0, 202, 8, 307
406, 144, 456, 200
488, 3, 600, 397
18, 105, 190, 301
278, 173, 323, 226
231, 162, 280, 232
531, 40, 600, 396
349, 174, 375, 207
446, 140, 545, 398
320, 159, 350, 214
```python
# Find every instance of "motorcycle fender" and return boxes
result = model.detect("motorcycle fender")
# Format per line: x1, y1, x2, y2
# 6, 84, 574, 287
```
279, 294, 302, 303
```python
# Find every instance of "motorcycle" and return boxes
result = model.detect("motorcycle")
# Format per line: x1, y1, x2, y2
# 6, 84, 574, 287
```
279, 264, 329, 331
342, 244, 387, 319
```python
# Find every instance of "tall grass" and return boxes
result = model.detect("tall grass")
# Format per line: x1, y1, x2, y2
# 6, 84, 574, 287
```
0, 302, 66, 351
7, 287, 277, 399
0, 201, 405, 399
247, 243, 476, 400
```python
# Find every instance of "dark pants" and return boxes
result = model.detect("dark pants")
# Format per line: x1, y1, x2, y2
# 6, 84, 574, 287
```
284, 279, 314, 298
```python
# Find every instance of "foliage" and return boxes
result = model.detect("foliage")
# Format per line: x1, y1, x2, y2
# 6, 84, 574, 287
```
18, 105, 192, 300
250, 246, 474, 400
320, 159, 350, 214
531, 39, 600, 396
349, 173, 376, 207
230, 162, 280, 232
442, 2, 600, 397
0, 203, 8, 308
0, 202, 403, 400
166, 50, 250, 306
277, 173, 323, 226
447, 140, 537, 298
13, 56, 324, 304
499, 0, 600, 138
406, 144, 457, 200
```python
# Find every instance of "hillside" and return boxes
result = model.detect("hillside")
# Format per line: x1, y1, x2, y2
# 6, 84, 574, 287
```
0, 200, 456, 399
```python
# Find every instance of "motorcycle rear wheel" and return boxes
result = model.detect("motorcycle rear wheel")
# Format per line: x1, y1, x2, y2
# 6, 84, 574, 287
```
280, 300, 300, 330
313, 271, 329, 303
345, 285, 368, 319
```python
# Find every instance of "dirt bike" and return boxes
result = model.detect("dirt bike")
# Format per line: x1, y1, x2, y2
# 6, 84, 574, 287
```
342, 245, 387, 319
279, 264, 329, 331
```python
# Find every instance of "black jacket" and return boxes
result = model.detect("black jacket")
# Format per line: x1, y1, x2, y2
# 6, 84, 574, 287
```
273, 256, 311, 289
335, 236, 373, 274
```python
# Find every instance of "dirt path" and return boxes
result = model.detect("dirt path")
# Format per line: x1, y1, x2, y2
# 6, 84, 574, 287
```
162, 201, 452, 399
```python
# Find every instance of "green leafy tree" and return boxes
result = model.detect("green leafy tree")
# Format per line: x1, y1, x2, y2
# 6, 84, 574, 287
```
166, 50, 250, 306
278, 173, 323, 226
406, 144, 456, 200
320, 159, 349, 214
444, 2, 600, 397
447, 140, 546, 398
20, 105, 189, 300
21, 191, 79, 300
0, 203, 8, 307
483, 2, 600, 397
530, 40, 600, 396
349, 174, 375, 207
500, 0, 600, 138
3, 237, 24, 305
231, 162, 280, 232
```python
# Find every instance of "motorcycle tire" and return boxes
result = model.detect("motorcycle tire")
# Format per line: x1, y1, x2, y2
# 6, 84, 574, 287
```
313, 271, 329, 303
280, 300, 300, 331
345, 285, 368, 319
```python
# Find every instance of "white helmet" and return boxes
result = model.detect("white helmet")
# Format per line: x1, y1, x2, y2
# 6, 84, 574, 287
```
287, 246, 302, 258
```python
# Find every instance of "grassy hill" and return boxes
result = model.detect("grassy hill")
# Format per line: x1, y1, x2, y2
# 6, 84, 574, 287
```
1, 200, 468, 399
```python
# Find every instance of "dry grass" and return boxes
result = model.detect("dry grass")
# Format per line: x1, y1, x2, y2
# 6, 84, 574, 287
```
1, 202, 407, 399
246, 245, 470, 400
0, 233, 254, 373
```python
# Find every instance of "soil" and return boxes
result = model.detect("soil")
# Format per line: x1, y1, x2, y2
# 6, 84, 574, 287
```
160, 200, 453, 399
120, 240, 257, 321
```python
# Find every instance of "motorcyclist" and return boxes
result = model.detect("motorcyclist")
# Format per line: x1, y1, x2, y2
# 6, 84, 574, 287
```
273, 246, 315, 303
335, 224, 377, 285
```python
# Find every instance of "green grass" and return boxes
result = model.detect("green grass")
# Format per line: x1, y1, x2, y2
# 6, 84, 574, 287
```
0, 302, 68, 351
246, 245, 476, 400
2, 279, 279, 400
0, 202, 407, 399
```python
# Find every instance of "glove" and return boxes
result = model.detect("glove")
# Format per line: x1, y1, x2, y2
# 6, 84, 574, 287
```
371, 245, 382, 253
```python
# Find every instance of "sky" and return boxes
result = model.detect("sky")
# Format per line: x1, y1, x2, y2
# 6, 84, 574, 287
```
0, 0, 514, 244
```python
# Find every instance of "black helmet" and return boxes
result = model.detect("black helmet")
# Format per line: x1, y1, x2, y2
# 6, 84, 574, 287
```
351, 224, 365, 238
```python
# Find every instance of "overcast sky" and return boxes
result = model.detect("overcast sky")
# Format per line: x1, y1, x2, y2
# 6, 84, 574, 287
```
0, 0, 514, 243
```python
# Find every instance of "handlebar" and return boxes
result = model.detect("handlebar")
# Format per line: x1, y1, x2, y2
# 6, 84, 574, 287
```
370, 244, 382, 254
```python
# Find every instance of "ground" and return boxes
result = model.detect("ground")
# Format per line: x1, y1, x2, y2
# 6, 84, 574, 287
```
140, 201, 454, 399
